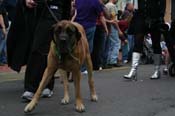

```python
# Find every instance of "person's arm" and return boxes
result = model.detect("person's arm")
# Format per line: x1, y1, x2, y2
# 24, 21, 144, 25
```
71, 9, 77, 22
25, 0, 37, 8
100, 14, 109, 35
0, 14, 7, 37
110, 6, 123, 36
113, 19, 123, 37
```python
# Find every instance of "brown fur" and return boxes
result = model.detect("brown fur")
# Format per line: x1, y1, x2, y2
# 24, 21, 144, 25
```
24, 21, 98, 113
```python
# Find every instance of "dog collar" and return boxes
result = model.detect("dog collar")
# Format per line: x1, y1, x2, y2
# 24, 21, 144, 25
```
52, 41, 61, 61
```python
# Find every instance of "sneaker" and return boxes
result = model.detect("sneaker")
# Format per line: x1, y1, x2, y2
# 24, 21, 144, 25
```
99, 67, 103, 71
123, 60, 128, 64
102, 64, 113, 69
81, 70, 88, 75
41, 88, 53, 98
21, 91, 34, 101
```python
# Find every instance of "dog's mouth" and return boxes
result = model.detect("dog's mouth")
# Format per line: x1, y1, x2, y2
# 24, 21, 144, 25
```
58, 43, 69, 54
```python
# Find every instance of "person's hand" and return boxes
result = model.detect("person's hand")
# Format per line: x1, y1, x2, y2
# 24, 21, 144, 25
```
105, 28, 109, 36
26, 0, 37, 8
2, 28, 7, 39
118, 30, 123, 37
108, 20, 115, 24
124, 39, 128, 44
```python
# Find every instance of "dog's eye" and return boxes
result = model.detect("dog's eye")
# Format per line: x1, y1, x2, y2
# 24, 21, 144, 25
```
55, 26, 62, 34
66, 26, 77, 36
66, 29, 74, 36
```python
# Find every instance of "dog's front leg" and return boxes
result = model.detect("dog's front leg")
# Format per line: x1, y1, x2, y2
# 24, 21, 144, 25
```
60, 69, 70, 105
85, 53, 98, 102
24, 50, 58, 113
72, 70, 85, 112
24, 67, 56, 113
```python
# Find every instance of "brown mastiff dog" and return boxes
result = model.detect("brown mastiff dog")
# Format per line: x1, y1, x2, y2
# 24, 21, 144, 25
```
24, 20, 98, 113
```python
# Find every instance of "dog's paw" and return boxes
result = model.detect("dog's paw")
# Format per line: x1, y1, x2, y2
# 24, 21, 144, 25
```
61, 96, 70, 105
24, 100, 37, 113
75, 102, 85, 113
91, 94, 98, 102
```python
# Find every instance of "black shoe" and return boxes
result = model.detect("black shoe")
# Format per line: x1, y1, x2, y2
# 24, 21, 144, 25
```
102, 64, 113, 69
108, 63, 122, 67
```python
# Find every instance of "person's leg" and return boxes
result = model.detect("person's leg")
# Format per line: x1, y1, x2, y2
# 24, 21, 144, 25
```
99, 28, 107, 69
150, 30, 162, 79
127, 34, 135, 61
91, 27, 100, 70
1, 39, 7, 64
103, 35, 111, 68
0, 31, 3, 64
0, 30, 7, 64
81, 26, 96, 73
107, 26, 121, 66
92, 26, 106, 70
124, 33, 144, 80
122, 43, 129, 63
163, 49, 170, 74
22, 19, 55, 100
85, 26, 96, 53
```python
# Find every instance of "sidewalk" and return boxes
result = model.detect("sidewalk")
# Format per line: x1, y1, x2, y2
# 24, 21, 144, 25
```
0, 65, 13, 73
0, 65, 25, 83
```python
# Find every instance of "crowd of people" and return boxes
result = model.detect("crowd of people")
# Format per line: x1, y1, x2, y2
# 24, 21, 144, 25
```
0, 0, 174, 101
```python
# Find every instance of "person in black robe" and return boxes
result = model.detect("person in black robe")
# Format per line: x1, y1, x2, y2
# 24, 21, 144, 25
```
7, 0, 71, 101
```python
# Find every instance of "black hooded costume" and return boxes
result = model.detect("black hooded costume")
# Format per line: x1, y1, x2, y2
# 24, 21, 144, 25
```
7, 0, 71, 92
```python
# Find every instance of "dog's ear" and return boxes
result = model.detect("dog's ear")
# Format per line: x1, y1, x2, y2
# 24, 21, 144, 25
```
75, 27, 81, 41
49, 24, 57, 41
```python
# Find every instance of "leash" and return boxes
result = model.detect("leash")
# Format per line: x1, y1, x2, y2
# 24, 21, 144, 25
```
45, 0, 80, 64
45, 0, 59, 22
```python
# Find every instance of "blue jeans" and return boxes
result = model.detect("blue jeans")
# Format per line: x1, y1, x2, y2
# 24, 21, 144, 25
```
107, 26, 121, 64
85, 26, 96, 53
0, 29, 7, 63
127, 34, 135, 60
81, 26, 96, 71
122, 43, 129, 61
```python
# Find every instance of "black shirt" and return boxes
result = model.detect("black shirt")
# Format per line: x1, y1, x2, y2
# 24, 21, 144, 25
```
35, 0, 71, 20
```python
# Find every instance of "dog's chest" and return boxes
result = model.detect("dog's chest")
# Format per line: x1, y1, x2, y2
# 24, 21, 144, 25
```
57, 57, 80, 71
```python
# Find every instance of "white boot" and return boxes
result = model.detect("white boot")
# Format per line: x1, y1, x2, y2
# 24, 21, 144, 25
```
123, 52, 141, 81
150, 54, 161, 79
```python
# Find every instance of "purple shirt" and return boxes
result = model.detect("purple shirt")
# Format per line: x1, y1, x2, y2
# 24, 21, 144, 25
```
75, 0, 103, 29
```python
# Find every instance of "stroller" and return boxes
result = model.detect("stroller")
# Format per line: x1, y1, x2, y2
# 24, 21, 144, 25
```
165, 20, 175, 77
141, 34, 154, 64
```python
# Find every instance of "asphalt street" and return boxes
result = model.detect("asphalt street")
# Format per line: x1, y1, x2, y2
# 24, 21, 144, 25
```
1, 65, 175, 116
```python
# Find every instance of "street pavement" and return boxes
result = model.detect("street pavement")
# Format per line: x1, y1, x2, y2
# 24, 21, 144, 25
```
1, 65, 175, 116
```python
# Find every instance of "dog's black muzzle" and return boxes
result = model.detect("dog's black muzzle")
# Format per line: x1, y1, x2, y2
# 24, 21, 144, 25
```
57, 33, 70, 54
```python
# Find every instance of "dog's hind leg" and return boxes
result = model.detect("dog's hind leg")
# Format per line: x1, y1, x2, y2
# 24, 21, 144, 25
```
60, 69, 70, 105
85, 53, 98, 102
72, 70, 85, 112
24, 50, 58, 113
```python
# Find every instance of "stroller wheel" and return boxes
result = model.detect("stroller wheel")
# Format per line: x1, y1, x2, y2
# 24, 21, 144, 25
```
168, 63, 175, 77
163, 68, 168, 75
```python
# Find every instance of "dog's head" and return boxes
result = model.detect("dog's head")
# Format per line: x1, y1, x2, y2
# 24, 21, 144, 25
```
52, 20, 81, 54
